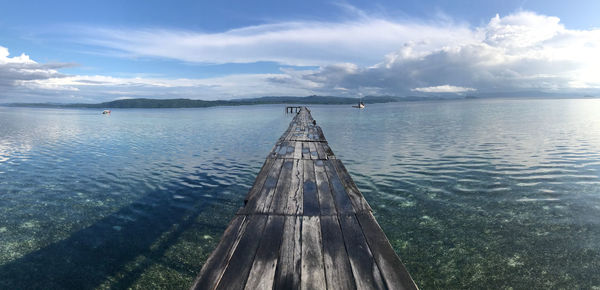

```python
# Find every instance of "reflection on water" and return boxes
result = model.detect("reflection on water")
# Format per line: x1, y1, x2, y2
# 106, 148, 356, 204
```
0, 106, 288, 288
311, 98, 600, 289
1, 99, 600, 288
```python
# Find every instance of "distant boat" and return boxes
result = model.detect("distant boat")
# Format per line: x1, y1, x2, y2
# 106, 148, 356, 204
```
102, 110, 111, 114
352, 101, 365, 109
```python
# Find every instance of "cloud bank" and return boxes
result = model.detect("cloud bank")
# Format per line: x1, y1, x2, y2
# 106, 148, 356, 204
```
4, 10, 600, 102
277, 11, 600, 96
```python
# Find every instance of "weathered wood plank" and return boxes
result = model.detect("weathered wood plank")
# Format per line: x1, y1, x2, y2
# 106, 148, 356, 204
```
323, 159, 355, 214
316, 126, 326, 141
269, 159, 294, 214
285, 159, 304, 215
244, 215, 286, 290
258, 160, 285, 213
241, 158, 284, 214
274, 216, 302, 290
244, 158, 275, 205
357, 212, 418, 290
293, 141, 303, 160
308, 142, 319, 160
314, 160, 337, 215
301, 142, 310, 160
216, 215, 269, 290
302, 160, 320, 216
332, 159, 372, 212
314, 141, 328, 160
322, 142, 335, 159
285, 143, 296, 159
339, 214, 386, 290
320, 215, 356, 290
301, 216, 327, 290
191, 215, 247, 290
277, 141, 289, 157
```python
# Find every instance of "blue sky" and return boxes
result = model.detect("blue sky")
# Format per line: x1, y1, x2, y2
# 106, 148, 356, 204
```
1, 0, 600, 102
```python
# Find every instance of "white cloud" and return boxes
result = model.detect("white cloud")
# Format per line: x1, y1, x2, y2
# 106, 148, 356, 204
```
0, 45, 74, 98
4, 10, 600, 102
412, 85, 476, 93
21, 73, 316, 102
277, 11, 600, 95
67, 17, 476, 66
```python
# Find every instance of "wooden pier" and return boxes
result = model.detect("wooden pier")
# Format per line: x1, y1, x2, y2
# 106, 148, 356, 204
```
285, 106, 302, 114
192, 107, 417, 290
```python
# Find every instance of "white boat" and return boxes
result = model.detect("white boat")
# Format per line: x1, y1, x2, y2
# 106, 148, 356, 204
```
352, 101, 365, 109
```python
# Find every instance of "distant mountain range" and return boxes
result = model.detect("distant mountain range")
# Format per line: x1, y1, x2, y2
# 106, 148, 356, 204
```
3, 95, 441, 109
3, 93, 596, 109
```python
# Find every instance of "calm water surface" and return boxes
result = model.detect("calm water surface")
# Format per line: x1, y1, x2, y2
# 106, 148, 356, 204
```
1, 99, 599, 289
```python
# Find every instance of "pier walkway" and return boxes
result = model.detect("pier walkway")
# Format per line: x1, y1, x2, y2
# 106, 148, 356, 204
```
192, 107, 417, 290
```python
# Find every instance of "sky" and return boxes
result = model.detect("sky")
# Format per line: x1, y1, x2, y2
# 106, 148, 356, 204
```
1, 0, 600, 103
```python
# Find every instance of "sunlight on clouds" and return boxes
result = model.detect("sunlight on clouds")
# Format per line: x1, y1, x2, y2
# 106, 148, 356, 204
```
3, 9, 600, 102
23, 73, 315, 101
412, 85, 476, 93
0, 46, 35, 64
72, 18, 476, 66
280, 11, 600, 95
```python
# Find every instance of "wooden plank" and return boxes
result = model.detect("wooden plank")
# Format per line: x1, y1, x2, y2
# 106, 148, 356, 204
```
274, 216, 302, 290
285, 159, 304, 215
322, 143, 335, 159
243, 158, 275, 205
357, 212, 418, 290
241, 158, 284, 214
216, 215, 269, 290
258, 159, 285, 213
244, 215, 286, 290
302, 160, 320, 216
285, 143, 296, 159
323, 159, 355, 214
282, 124, 295, 141
191, 215, 247, 290
316, 126, 326, 141
339, 214, 386, 290
332, 159, 372, 212
272, 141, 288, 158
308, 142, 319, 160
269, 143, 282, 158
314, 159, 337, 215
269, 159, 294, 214
314, 141, 328, 160
320, 215, 356, 290
308, 127, 318, 141
301, 142, 310, 159
293, 141, 302, 160
301, 216, 327, 290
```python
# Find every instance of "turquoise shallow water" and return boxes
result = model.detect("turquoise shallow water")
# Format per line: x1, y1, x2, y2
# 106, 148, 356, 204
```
1, 99, 600, 288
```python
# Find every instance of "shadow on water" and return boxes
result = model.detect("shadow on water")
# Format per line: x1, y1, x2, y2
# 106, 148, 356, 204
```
0, 172, 246, 289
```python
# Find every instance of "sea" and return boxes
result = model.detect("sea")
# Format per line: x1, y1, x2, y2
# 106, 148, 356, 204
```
1, 98, 599, 289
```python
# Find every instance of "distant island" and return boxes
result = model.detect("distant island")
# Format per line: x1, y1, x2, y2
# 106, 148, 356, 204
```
4, 93, 597, 109
2, 95, 445, 109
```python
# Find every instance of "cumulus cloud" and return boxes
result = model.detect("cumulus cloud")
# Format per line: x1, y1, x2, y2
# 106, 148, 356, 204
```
0, 46, 71, 88
5, 10, 600, 102
277, 11, 600, 95
0, 45, 313, 102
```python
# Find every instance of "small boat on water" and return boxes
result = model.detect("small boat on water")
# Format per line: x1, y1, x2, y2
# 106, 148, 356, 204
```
102, 110, 111, 114
352, 101, 365, 109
